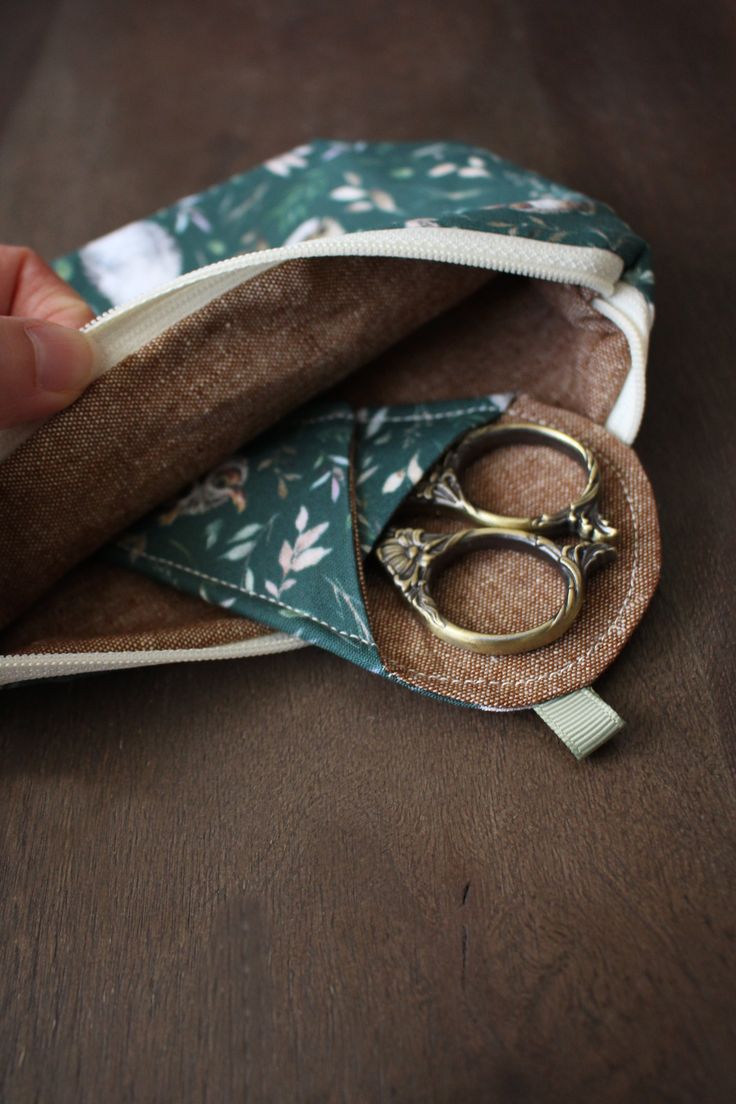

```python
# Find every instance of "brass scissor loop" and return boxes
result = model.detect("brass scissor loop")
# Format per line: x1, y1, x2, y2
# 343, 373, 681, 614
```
375, 422, 618, 656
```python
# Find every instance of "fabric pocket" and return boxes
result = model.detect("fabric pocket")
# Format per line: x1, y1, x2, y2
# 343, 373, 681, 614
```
105, 392, 660, 713
106, 395, 511, 671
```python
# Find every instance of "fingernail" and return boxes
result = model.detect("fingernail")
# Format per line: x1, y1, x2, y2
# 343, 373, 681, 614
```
24, 321, 95, 394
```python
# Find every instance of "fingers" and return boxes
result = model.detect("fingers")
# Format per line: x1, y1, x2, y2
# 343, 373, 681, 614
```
0, 245, 96, 428
0, 245, 94, 328
0, 316, 96, 428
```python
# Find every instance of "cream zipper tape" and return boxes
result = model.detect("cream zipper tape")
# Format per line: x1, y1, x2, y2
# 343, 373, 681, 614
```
0, 633, 309, 687
80, 226, 626, 366
595, 282, 654, 443
0, 226, 648, 465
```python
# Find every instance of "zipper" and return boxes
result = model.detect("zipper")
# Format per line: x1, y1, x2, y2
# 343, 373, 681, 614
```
0, 227, 647, 464
592, 281, 652, 443
0, 226, 651, 680
82, 226, 627, 337
0, 633, 308, 686
77, 225, 646, 437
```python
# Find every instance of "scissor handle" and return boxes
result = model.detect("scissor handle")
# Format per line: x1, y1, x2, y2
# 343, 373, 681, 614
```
409, 421, 617, 544
376, 525, 616, 656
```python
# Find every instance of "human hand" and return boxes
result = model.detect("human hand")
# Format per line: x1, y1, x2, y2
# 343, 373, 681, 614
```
0, 245, 96, 429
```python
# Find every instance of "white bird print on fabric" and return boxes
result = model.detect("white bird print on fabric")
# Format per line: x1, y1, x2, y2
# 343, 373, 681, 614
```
79, 220, 184, 307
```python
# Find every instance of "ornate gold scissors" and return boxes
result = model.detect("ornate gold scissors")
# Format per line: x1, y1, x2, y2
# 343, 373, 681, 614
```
376, 422, 617, 656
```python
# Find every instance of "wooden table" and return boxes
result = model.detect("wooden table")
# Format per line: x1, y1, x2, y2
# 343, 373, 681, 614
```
2, 2, 734, 1100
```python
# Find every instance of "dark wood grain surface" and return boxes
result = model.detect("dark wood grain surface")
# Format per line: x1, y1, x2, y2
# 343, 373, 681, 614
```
1, 2, 735, 1100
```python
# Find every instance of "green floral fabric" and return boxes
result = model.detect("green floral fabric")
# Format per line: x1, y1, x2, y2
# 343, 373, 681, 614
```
106, 395, 509, 670
54, 139, 653, 315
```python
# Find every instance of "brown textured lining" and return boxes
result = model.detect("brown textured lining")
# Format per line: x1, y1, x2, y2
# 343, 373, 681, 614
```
334, 276, 630, 421
362, 396, 660, 709
0, 561, 268, 654
0, 256, 489, 632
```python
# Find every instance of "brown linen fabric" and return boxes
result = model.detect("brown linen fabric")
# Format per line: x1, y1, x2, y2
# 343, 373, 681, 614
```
0, 561, 269, 654
362, 395, 661, 709
334, 276, 630, 421
0, 256, 490, 630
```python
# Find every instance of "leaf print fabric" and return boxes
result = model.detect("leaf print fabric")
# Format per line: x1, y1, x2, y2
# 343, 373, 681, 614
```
270, 507, 332, 599
109, 404, 376, 663
106, 394, 511, 673
53, 139, 652, 315
354, 395, 513, 552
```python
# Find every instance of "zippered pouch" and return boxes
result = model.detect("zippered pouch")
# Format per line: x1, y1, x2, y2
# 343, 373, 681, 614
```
0, 140, 661, 757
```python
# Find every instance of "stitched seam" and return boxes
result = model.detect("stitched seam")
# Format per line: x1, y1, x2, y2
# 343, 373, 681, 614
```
357, 403, 502, 425
297, 401, 502, 429
576, 686, 622, 727
294, 412, 356, 426
122, 401, 505, 654
123, 548, 376, 648
383, 416, 644, 689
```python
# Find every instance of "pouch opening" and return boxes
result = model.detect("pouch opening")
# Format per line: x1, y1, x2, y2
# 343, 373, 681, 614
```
0, 255, 638, 666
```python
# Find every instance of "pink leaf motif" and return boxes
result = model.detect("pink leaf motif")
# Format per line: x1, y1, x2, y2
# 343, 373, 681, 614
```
428, 162, 456, 177
291, 546, 331, 571
265, 580, 279, 598
295, 506, 309, 532
331, 475, 341, 502
280, 579, 297, 592
294, 522, 329, 555
407, 453, 423, 485
191, 209, 212, 233
356, 464, 378, 485
221, 541, 255, 560
331, 185, 365, 201
278, 540, 293, 575
370, 189, 397, 212
382, 469, 405, 494
365, 407, 387, 438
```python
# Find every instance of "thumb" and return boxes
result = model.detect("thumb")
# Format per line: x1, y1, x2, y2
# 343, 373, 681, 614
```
0, 317, 96, 429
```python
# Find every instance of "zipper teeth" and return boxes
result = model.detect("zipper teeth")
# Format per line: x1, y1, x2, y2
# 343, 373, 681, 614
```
82, 227, 623, 335
85, 253, 571, 330
85, 253, 585, 329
